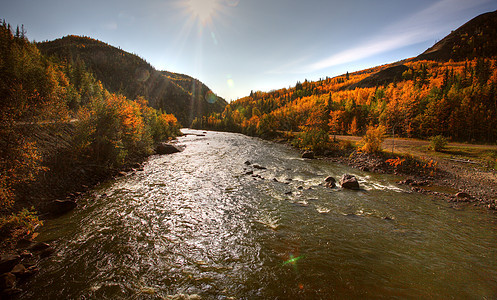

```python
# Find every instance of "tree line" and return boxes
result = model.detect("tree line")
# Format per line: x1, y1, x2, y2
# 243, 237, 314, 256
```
192, 58, 497, 151
0, 21, 180, 237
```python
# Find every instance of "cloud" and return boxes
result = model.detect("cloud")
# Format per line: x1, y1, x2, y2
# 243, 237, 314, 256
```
265, 54, 313, 75
297, 0, 494, 73
307, 32, 424, 72
103, 22, 118, 30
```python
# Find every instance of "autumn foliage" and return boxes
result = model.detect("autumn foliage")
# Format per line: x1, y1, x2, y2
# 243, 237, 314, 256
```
193, 57, 497, 151
0, 21, 179, 235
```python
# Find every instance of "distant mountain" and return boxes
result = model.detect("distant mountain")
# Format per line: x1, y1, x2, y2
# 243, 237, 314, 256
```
417, 10, 497, 61
37, 35, 227, 125
350, 10, 497, 89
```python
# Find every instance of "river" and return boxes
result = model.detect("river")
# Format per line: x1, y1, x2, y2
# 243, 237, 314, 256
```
20, 130, 497, 299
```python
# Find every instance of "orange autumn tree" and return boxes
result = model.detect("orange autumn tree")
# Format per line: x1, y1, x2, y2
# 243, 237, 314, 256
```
0, 21, 71, 210
193, 57, 497, 145
73, 92, 180, 167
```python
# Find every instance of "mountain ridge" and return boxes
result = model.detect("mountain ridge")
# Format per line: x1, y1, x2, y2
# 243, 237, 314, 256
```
37, 35, 227, 125
417, 10, 497, 61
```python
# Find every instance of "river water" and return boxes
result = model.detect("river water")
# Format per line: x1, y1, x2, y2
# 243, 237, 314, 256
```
21, 130, 497, 299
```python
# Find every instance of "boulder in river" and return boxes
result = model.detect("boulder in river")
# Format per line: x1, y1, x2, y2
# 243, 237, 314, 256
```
27, 242, 51, 252
49, 200, 77, 216
455, 192, 471, 200
0, 255, 20, 274
302, 150, 315, 159
0, 272, 16, 290
155, 143, 181, 155
340, 174, 360, 190
324, 176, 336, 188
10, 264, 29, 278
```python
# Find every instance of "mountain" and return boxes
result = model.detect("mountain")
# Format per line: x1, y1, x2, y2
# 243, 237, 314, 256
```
37, 35, 227, 125
350, 10, 497, 90
192, 10, 497, 144
417, 10, 497, 61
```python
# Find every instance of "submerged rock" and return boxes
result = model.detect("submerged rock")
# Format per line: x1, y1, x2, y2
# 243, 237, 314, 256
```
27, 242, 50, 252
167, 294, 202, 300
39, 247, 55, 258
340, 174, 360, 190
11, 264, 29, 278
0, 255, 20, 274
49, 200, 77, 216
155, 143, 181, 155
0, 272, 16, 290
302, 150, 315, 159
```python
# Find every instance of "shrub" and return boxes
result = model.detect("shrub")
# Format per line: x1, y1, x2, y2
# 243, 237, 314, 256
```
360, 125, 386, 153
292, 129, 330, 153
73, 93, 180, 167
0, 208, 43, 239
430, 135, 448, 152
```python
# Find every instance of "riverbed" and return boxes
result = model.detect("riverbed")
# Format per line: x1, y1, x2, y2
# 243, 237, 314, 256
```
19, 129, 497, 299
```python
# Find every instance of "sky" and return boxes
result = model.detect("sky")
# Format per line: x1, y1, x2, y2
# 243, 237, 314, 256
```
2, 0, 497, 101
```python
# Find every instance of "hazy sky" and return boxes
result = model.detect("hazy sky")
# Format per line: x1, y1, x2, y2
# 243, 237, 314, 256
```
2, 0, 496, 101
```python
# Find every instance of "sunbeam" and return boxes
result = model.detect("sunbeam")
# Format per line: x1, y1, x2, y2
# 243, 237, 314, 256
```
186, 0, 220, 25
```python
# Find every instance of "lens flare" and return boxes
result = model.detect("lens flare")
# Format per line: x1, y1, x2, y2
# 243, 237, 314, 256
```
282, 255, 303, 266
186, 0, 220, 25
205, 91, 218, 103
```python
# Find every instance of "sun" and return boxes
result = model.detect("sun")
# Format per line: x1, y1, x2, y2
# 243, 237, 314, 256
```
186, 0, 220, 25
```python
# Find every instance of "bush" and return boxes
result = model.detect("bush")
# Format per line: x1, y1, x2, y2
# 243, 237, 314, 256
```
430, 135, 448, 152
73, 93, 180, 167
0, 208, 42, 239
292, 129, 330, 153
360, 125, 386, 153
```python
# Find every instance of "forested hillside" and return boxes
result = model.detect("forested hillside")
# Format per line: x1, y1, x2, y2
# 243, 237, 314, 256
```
192, 11, 497, 150
37, 36, 227, 125
0, 22, 180, 239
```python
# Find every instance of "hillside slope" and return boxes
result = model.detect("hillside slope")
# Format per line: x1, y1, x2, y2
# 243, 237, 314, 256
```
193, 10, 497, 144
351, 10, 497, 89
37, 36, 227, 125
417, 10, 497, 61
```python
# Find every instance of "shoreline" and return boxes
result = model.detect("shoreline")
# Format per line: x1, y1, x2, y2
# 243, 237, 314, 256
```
270, 134, 497, 212
1, 129, 495, 297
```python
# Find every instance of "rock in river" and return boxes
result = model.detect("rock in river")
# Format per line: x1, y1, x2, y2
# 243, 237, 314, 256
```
0, 255, 20, 274
324, 176, 336, 188
49, 200, 77, 216
340, 174, 360, 190
455, 192, 471, 200
155, 143, 181, 155
302, 150, 315, 159
0, 272, 16, 290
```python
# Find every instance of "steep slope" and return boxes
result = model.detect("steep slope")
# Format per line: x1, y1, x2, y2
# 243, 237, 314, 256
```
37, 35, 227, 125
351, 11, 497, 89
417, 10, 497, 61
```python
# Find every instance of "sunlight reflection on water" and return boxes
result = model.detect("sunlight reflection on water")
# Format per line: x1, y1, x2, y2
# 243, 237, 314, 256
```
21, 129, 497, 299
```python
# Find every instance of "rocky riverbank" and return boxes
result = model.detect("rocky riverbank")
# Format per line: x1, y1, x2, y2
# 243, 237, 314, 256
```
323, 150, 497, 211
0, 141, 184, 297
272, 132, 496, 212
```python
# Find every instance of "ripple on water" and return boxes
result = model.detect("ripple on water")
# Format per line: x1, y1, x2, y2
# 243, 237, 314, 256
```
20, 130, 497, 299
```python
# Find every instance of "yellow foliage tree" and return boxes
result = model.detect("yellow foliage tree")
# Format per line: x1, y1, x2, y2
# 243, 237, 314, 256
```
360, 125, 386, 153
